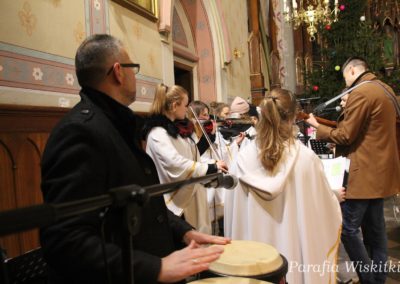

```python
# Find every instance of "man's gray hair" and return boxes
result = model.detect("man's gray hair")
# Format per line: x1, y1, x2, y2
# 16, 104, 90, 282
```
75, 34, 123, 88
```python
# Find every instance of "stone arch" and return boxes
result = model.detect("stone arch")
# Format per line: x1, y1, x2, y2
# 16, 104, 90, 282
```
172, 0, 216, 102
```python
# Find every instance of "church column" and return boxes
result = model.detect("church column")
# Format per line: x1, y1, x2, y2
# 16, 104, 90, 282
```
248, 0, 265, 106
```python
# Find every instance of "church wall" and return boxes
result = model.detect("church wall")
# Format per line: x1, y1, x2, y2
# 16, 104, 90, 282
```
218, 0, 251, 103
0, 0, 163, 112
0, 0, 261, 109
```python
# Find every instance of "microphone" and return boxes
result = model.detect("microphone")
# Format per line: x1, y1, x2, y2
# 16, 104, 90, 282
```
203, 174, 238, 190
321, 106, 342, 113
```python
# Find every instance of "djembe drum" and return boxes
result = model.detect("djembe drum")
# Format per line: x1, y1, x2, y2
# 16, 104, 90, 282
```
202, 240, 287, 284
190, 277, 272, 283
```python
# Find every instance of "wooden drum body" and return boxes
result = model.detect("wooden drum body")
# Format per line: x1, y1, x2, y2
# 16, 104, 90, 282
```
203, 240, 288, 284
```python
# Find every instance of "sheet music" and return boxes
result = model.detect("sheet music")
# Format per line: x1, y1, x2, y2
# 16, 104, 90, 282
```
321, 156, 349, 189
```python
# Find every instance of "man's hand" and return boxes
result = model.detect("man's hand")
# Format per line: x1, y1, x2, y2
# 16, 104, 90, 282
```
305, 113, 320, 129
158, 240, 224, 283
183, 230, 231, 246
337, 187, 346, 203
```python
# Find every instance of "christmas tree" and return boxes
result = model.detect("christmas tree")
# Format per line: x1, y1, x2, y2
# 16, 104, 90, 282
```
304, 0, 390, 99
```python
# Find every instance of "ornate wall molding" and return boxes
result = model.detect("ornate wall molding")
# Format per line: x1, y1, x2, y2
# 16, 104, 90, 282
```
0, 50, 79, 94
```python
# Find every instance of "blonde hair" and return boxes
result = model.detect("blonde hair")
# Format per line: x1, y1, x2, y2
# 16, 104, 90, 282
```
150, 84, 187, 116
256, 88, 298, 171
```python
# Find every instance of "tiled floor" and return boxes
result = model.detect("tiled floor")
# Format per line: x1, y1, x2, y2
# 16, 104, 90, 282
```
385, 195, 400, 283
337, 196, 400, 284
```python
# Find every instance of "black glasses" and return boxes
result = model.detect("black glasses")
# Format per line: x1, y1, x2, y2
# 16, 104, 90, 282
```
106, 63, 140, 75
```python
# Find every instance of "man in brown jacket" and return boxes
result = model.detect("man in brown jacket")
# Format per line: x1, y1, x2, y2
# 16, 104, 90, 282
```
307, 57, 400, 284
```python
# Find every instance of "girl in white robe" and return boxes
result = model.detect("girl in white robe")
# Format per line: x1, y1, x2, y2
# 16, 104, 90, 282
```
224, 88, 342, 284
143, 84, 228, 234
190, 101, 244, 235
189, 100, 228, 235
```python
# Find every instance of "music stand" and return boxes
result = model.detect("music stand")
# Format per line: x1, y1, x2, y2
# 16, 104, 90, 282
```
297, 97, 320, 145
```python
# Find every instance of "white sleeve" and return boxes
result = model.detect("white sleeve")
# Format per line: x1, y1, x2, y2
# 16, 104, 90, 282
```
146, 127, 208, 180
146, 127, 208, 215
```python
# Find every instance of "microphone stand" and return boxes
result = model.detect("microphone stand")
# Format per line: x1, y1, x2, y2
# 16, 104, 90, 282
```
0, 246, 7, 284
313, 81, 372, 113
0, 172, 224, 284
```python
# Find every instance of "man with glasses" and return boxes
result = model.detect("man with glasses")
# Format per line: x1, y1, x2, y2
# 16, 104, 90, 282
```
307, 57, 400, 283
40, 34, 229, 284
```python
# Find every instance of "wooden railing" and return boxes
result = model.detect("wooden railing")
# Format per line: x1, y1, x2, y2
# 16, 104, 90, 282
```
0, 104, 69, 258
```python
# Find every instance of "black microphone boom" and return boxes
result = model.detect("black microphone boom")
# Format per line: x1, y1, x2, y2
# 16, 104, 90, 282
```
0, 172, 237, 284
313, 81, 372, 113
0, 173, 236, 236
219, 174, 238, 189
203, 174, 238, 190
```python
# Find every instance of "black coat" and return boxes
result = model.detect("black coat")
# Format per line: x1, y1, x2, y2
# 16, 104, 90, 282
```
40, 87, 192, 284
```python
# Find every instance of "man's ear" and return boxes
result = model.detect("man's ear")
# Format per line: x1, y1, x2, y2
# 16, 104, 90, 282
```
112, 63, 124, 84
350, 66, 355, 76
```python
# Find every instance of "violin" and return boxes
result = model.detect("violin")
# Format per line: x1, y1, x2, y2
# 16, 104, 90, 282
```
297, 111, 337, 128
174, 119, 194, 138
199, 118, 253, 127
217, 119, 254, 140
197, 119, 215, 135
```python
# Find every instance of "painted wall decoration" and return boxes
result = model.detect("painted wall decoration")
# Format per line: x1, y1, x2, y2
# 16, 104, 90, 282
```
219, 0, 251, 99
0, 1, 86, 58
109, 0, 163, 105
0, 0, 89, 95
90, 0, 108, 35
180, 0, 216, 103
109, 1, 163, 80
172, 7, 188, 47
172, 0, 196, 57
0, 0, 163, 106
0, 50, 79, 93
18, 2, 37, 36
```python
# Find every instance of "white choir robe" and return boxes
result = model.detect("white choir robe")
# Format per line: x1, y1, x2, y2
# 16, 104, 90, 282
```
237, 125, 257, 150
224, 139, 342, 284
205, 127, 255, 225
214, 130, 240, 168
200, 132, 225, 226
146, 127, 211, 234
202, 131, 242, 225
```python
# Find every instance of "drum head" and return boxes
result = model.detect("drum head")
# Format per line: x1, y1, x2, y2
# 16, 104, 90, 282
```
190, 277, 272, 283
209, 240, 283, 277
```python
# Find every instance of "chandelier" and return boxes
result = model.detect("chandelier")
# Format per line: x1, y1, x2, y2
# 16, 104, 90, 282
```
283, 0, 340, 41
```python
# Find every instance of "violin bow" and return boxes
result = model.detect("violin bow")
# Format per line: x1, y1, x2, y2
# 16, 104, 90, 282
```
189, 106, 222, 161
211, 113, 224, 160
